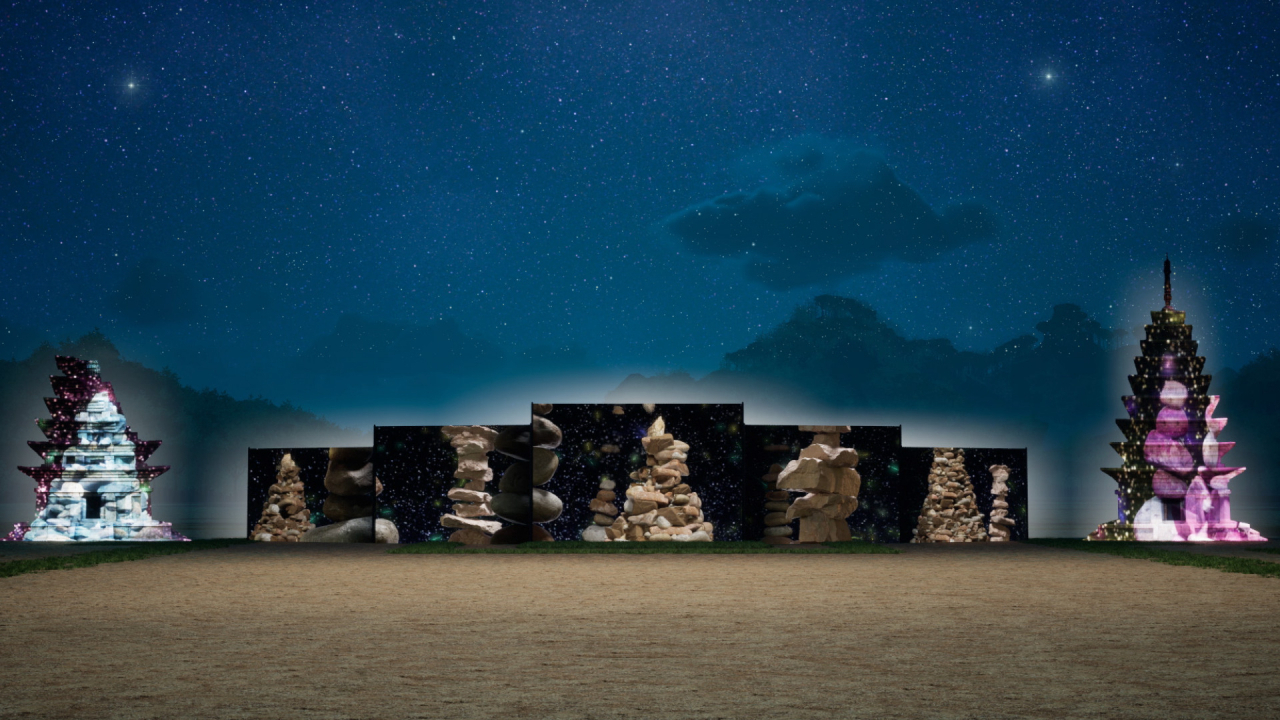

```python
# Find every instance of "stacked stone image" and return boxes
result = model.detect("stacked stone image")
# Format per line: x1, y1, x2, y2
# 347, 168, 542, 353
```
582, 473, 619, 541
760, 463, 793, 544
911, 448, 987, 543
489, 423, 534, 543
987, 464, 1015, 541
9, 356, 185, 542
439, 426, 503, 545
251, 453, 314, 542
301, 447, 398, 543
775, 426, 861, 543
608, 416, 713, 542
530, 405, 564, 541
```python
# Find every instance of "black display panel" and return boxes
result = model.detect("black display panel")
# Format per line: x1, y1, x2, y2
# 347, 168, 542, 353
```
542, 404, 745, 541
743, 425, 902, 542
898, 447, 1029, 542
374, 425, 527, 544
245, 445, 373, 540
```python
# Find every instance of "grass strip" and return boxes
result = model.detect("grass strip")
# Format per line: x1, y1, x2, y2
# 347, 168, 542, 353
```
1248, 547, 1280, 555
1025, 538, 1280, 578
0, 539, 250, 579
388, 539, 898, 555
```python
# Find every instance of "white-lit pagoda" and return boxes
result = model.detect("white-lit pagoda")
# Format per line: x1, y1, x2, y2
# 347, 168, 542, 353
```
6, 356, 185, 541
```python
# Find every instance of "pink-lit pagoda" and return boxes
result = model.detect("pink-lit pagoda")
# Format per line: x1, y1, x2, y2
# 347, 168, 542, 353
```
1091, 259, 1265, 542
6, 356, 185, 541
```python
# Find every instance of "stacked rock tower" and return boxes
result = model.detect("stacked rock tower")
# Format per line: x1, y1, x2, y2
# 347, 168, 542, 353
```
1091, 258, 1265, 541
529, 405, 564, 541
439, 426, 502, 545
611, 416, 713, 542
303, 448, 398, 543
775, 426, 861, 543
760, 463, 792, 544
9, 356, 184, 542
912, 448, 987, 542
251, 453, 314, 541
987, 464, 1014, 542
582, 422, 621, 541
489, 422, 534, 543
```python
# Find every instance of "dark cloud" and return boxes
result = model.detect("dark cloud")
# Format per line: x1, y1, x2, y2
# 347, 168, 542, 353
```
108, 258, 203, 325
665, 138, 997, 289
1210, 216, 1277, 258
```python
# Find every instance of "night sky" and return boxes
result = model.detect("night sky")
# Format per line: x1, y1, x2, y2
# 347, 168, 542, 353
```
2, 1, 1277, 425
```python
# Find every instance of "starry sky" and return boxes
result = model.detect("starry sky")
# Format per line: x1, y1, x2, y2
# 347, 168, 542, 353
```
2, 0, 1277, 425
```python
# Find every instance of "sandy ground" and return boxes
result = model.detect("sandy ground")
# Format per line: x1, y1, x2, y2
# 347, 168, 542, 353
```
1, 542, 1279, 720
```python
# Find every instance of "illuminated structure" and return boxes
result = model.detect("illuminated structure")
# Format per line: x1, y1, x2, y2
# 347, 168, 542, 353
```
6, 356, 185, 541
1090, 260, 1265, 541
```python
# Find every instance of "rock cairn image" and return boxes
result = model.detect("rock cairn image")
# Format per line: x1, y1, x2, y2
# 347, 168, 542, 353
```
911, 448, 987, 543
438, 426, 502, 545
775, 426, 861, 543
251, 454, 314, 542
301, 447, 398, 543
760, 463, 793, 544
9, 356, 184, 542
987, 464, 1015, 541
530, 405, 564, 541
490, 423, 534, 543
607, 416, 713, 542
581, 416, 619, 541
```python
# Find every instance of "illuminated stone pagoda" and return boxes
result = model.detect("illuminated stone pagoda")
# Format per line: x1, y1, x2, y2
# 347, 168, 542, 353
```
1090, 259, 1265, 542
6, 356, 185, 542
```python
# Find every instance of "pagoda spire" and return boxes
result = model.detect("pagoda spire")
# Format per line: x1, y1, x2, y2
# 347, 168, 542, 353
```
1163, 255, 1173, 310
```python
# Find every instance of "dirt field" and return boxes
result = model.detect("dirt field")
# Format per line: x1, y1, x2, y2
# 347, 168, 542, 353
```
1, 542, 1278, 720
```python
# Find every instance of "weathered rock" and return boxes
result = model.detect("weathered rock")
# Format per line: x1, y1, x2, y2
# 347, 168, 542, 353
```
323, 447, 375, 495
447, 488, 491, 504
589, 498, 619, 516
494, 428, 531, 460
593, 513, 615, 526
454, 454, 493, 482
655, 506, 687, 527
532, 487, 563, 524
530, 525, 554, 542
442, 426, 499, 444
533, 448, 559, 486
798, 425, 852, 433
762, 511, 789, 527
532, 403, 553, 415
599, 477, 617, 490
491, 492, 532, 525
441, 514, 503, 534
582, 525, 609, 542
596, 489, 617, 502
531, 415, 562, 449
452, 502, 493, 518
375, 519, 399, 544
322, 493, 374, 522
499, 463, 532, 494
626, 510, 658, 526
448, 528, 491, 545
299, 516, 395, 543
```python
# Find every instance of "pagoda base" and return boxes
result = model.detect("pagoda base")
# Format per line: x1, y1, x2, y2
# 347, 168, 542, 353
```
1089, 497, 1267, 542
7, 520, 188, 542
